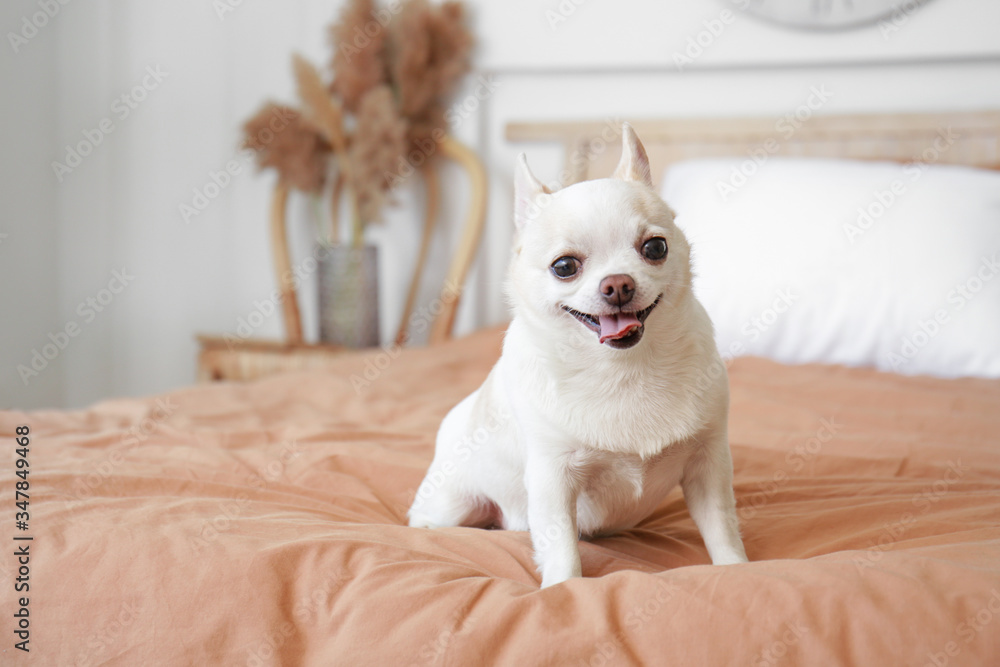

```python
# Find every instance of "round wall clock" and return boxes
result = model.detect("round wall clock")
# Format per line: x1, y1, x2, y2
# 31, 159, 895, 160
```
730, 0, 931, 31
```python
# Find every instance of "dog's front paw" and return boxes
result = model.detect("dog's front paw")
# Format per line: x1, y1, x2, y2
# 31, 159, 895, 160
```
538, 554, 582, 588
540, 572, 577, 588
710, 550, 748, 566
407, 513, 440, 529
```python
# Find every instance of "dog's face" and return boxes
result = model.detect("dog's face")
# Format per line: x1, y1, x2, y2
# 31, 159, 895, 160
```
508, 124, 693, 351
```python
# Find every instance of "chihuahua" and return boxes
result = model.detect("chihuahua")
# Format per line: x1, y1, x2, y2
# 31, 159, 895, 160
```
409, 124, 747, 587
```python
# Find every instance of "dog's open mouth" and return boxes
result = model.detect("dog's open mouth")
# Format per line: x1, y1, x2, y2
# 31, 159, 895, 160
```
562, 295, 662, 349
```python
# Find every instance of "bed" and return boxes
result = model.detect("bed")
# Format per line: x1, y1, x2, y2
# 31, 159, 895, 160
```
4, 110, 1000, 665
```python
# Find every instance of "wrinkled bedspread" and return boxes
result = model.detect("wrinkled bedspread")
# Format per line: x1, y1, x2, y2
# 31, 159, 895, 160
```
2, 326, 999, 665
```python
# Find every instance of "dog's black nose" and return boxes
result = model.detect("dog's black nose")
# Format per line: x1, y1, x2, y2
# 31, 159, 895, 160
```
600, 274, 635, 307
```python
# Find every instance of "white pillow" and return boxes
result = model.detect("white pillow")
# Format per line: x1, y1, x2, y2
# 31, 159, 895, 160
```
661, 157, 1000, 379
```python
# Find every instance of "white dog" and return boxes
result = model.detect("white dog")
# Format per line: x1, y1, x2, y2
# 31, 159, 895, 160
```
409, 124, 748, 587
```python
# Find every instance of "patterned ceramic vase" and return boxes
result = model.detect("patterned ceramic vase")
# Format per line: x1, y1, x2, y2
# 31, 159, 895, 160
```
317, 244, 380, 348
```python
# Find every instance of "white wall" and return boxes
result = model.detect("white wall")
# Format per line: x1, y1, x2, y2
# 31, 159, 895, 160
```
0, 0, 61, 408
2, 0, 999, 408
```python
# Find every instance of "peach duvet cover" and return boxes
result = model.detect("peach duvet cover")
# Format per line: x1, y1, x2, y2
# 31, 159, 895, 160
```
2, 326, 999, 666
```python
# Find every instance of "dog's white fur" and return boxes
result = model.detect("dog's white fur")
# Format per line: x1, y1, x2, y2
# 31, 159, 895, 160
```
409, 124, 747, 587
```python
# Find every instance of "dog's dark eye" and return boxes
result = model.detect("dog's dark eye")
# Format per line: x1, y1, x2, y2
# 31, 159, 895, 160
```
642, 237, 668, 262
550, 256, 580, 279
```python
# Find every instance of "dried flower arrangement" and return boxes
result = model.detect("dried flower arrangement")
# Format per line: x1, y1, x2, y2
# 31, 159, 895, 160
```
241, 0, 473, 247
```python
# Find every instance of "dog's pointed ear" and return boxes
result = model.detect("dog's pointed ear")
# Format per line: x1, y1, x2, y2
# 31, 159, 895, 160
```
613, 122, 652, 188
514, 153, 550, 231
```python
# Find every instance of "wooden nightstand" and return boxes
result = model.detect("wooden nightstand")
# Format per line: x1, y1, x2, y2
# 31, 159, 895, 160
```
196, 336, 350, 382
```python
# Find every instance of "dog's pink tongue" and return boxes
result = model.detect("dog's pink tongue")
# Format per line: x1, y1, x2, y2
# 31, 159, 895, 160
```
598, 313, 641, 343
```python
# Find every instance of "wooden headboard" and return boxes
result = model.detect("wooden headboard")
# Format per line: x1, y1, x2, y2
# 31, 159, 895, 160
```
506, 111, 1000, 187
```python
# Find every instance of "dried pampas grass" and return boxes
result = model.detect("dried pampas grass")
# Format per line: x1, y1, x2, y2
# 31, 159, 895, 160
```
349, 85, 408, 224
390, 0, 472, 146
292, 54, 359, 242
292, 54, 348, 156
329, 0, 386, 112
242, 103, 330, 194
242, 0, 473, 245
